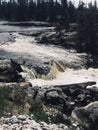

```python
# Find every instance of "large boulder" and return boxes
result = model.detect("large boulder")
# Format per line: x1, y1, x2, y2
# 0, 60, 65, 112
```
44, 88, 66, 106
71, 101, 98, 130
0, 59, 23, 82
31, 81, 96, 116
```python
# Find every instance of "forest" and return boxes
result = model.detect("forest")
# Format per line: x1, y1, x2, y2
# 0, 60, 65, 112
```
0, 0, 98, 55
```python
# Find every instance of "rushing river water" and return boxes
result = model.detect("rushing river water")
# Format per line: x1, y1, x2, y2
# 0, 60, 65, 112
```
0, 21, 98, 87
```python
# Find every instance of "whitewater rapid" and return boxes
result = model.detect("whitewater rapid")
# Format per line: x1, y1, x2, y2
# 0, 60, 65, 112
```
1, 33, 98, 87
29, 68, 98, 87
1, 33, 86, 66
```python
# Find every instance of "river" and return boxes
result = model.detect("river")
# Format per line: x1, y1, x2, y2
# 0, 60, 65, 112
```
0, 21, 98, 87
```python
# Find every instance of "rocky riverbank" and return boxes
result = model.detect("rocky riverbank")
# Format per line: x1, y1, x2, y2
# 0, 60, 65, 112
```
1, 21, 98, 130
0, 114, 69, 130
0, 59, 98, 130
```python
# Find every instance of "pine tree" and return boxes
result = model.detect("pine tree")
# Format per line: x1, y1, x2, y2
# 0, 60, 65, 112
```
77, 2, 98, 54
60, 0, 70, 30
68, 1, 76, 23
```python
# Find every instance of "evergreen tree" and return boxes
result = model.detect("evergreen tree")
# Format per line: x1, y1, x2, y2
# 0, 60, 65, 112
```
17, 0, 28, 21
60, 0, 70, 30
77, 1, 98, 54
27, 0, 35, 20
68, 1, 76, 23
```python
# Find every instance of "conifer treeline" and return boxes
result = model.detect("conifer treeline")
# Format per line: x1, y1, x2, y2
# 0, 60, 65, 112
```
0, 0, 76, 22
0, 0, 98, 54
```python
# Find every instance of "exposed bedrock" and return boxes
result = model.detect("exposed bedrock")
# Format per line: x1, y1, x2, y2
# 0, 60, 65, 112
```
0, 59, 23, 82
0, 81, 97, 130
71, 101, 98, 130
34, 81, 96, 115
0, 78, 96, 117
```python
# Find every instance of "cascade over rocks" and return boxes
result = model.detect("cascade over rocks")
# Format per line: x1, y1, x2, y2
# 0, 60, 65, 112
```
21, 59, 65, 80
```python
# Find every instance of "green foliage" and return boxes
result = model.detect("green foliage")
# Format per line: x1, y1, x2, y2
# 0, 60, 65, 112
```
0, 0, 98, 55
0, 87, 10, 117
0, 0, 71, 29
0, 86, 32, 116
30, 103, 71, 125
29, 101, 48, 122
32, 107, 49, 123
0, 0, 97, 55
0, 87, 72, 127
70, 125, 77, 130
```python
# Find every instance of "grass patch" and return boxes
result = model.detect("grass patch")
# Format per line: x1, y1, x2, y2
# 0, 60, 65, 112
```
0, 86, 33, 116
0, 87, 10, 117
30, 103, 71, 125
29, 101, 49, 123
33, 107, 49, 123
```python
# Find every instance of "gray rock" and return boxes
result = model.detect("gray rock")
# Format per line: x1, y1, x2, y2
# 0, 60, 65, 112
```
18, 115, 26, 121
0, 114, 70, 130
0, 59, 23, 82
33, 65, 50, 75
71, 101, 98, 130
3, 118, 10, 124
11, 116, 18, 124
44, 88, 66, 105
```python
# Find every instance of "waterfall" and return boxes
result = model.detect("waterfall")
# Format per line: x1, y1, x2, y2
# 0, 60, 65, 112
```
51, 60, 65, 72
20, 66, 36, 81
20, 60, 65, 81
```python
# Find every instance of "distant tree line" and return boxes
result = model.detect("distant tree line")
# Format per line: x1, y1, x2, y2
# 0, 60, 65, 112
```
0, 0, 98, 55
0, 0, 70, 22
77, 1, 98, 54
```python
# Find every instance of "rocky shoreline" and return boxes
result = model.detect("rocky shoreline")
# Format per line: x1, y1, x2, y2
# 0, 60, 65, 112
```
0, 114, 69, 130
0, 59, 98, 129
1, 22, 98, 130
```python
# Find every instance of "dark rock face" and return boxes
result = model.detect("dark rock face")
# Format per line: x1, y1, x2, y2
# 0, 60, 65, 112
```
32, 81, 96, 115
33, 65, 50, 75
0, 59, 23, 82
4, 21, 52, 27
0, 75, 98, 129
36, 25, 78, 50
71, 101, 98, 130
44, 88, 66, 106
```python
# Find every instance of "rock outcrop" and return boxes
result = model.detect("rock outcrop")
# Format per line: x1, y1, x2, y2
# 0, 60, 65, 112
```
71, 101, 98, 130
0, 59, 23, 82
35, 81, 96, 115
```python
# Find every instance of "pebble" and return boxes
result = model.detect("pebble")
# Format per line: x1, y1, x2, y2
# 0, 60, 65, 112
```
18, 115, 26, 121
0, 115, 68, 130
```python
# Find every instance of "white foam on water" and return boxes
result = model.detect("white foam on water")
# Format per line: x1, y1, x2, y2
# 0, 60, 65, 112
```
28, 68, 97, 87
0, 33, 85, 63
1, 33, 98, 87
